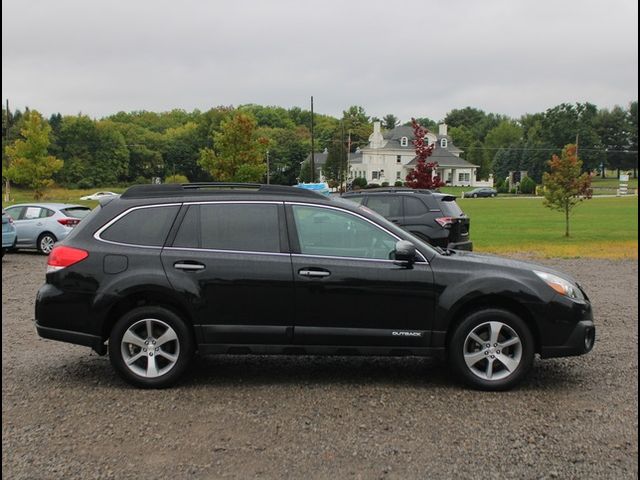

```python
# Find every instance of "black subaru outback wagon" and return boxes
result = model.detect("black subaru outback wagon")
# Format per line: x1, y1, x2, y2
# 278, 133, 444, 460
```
35, 183, 595, 390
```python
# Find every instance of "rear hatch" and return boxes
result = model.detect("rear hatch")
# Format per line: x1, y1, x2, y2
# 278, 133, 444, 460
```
437, 195, 470, 243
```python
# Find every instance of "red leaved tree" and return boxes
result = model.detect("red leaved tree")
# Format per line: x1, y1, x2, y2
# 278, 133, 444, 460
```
405, 118, 445, 189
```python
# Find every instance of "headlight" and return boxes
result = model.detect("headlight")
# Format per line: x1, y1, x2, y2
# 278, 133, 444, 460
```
534, 270, 584, 300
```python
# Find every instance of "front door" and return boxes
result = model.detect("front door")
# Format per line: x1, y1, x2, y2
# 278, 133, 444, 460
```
287, 203, 435, 347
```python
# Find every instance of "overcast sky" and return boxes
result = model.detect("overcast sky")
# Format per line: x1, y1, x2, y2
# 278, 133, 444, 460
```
2, 0, 638, 123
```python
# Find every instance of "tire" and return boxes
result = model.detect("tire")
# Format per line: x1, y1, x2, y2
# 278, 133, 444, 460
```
448, 309, 534, 391
473, 193, 478, 198
37, 232, 57, 255
109, 306, 195, 388
491, 193, 496, 197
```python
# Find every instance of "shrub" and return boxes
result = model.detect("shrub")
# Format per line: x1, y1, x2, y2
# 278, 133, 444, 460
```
394, 181, 404, 187
165, 174, 189, 184
352, 177, 367, 189
366, 183, 380, 189
519, 176, 537, 194
496, 179, 509, 193
381, 181, 389, 187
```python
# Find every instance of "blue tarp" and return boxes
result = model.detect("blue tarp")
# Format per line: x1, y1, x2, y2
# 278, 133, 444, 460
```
295, 182, 331, 196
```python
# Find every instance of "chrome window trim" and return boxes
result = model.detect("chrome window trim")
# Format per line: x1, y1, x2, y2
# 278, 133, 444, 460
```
94, 203, 181, 249
286, 202, 428, 263
164, 246, 290, 257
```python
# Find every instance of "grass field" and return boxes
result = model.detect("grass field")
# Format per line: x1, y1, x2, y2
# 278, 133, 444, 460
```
458, 196, 638, 259
2, 186, 638, 259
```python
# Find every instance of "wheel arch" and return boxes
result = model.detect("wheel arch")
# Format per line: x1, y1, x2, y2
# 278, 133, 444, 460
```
444, 295, 541, 354
101, 290, 197, 344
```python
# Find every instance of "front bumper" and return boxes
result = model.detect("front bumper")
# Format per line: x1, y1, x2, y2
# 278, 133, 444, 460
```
539, 320, 596, 358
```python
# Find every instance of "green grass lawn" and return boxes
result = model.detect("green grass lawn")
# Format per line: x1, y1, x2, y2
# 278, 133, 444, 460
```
3, 186, 638, 259
458, 196, 638, 258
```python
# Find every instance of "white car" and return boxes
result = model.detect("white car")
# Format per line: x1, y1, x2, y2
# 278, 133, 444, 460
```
80, 191, 118, 201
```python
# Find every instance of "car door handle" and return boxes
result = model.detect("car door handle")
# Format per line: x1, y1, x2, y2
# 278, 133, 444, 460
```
298, 269, 331, 278
174, 262, 206, 271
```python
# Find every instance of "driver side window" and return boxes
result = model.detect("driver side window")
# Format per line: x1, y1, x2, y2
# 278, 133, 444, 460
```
291, 205, 397, 260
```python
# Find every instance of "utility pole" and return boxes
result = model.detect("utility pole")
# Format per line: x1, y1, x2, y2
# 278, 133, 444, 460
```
310, 96, 315, 183
266, 149, 270, 184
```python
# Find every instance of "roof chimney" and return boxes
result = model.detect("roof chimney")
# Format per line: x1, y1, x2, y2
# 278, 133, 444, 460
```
439, 123, 448, 136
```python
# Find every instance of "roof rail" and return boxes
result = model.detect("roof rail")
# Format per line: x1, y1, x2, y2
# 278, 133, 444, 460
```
121, 182, 327, 200
344, 187, 435, 195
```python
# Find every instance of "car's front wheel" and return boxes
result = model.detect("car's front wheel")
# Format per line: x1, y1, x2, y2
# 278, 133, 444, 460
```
37, 233, 57, 254
109, 306, 195, 388
448, 309, 534, 390
473, 193, 478, 198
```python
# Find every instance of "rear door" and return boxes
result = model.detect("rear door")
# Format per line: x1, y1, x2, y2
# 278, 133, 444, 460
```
162, 201, 295, 345
363, 194, 403, 226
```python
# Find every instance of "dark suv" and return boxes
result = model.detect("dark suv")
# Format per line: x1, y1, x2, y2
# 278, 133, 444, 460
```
35, 183, 595, 390
342, 188, 472, 251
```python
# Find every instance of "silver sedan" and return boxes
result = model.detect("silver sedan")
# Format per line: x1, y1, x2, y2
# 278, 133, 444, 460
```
4, 203, 92, 254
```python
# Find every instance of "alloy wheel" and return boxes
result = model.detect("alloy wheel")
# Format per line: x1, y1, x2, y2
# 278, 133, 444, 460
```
463, 321, 522, 381
120, 318, 180, 378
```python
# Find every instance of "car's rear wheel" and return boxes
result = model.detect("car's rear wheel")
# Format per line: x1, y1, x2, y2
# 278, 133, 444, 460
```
448, 309, 534, 391
109, 306, 194, 388
37, 233, 56, 254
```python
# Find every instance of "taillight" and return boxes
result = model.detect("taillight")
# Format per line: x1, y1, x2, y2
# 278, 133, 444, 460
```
47, 246, 89, 273
435, 216, 453, 228
58, 218, 81, 227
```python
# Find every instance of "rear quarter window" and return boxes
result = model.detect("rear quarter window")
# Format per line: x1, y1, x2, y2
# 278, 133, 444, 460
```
439, 199, 464, 217
99, 205, 180, 246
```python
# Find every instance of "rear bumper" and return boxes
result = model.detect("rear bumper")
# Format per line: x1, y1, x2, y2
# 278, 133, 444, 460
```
35, 321, 107, 355
539, 320, 596, 358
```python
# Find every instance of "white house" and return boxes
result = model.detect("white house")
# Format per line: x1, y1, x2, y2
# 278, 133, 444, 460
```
351, 122, 493, 187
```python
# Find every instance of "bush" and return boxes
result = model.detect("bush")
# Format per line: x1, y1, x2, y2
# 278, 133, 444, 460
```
496, 179, 509, 193
519, 176, 536, 194
133, 176, 149, 185
352, 177, 367, 189
394, 181, 404, 187
381, 181, 389, 187
165, 174, 189, 184
77, 179, 94, 189
366, 183, 380, 189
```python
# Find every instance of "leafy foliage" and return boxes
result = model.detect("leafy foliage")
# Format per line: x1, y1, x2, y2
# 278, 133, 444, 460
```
405, 118, 444, 189
542, 144, 593, 237
198, 112, 267, 182
4, 111, 63, 199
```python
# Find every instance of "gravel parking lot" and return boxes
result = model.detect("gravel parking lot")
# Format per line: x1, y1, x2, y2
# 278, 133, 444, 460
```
2, 252, 638, 479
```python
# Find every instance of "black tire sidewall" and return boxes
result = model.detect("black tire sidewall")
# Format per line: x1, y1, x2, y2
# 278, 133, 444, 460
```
449, 309, 534, 391
109, 306, 194, 388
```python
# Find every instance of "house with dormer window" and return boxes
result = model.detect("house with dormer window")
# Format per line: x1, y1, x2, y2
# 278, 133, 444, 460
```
352, 122, 493, 187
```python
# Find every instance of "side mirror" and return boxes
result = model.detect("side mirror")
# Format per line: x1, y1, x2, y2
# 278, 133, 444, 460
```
393, 240, 417, 268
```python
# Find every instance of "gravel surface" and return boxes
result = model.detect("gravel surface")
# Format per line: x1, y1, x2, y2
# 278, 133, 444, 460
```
2, 252, 638, 479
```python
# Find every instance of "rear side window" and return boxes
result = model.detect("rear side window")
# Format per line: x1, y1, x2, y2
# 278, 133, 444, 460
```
100, 205, 180, 246
173, 203, 281, 253
343, 195, 365, 205
404, 196, 427, 216
365, 195, 402, 217
439, 199, 464, 217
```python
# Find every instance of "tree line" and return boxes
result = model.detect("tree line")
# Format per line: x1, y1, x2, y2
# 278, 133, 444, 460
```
2, 101, 637, 196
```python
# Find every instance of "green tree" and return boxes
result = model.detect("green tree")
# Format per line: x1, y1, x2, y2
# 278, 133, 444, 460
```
382, 114, 399, 130
594, 105, 632, 176
483, 120, 523, 176
323, 132, 348, 188
542, 144, 592, 237
4, 111, 63, 199
629, 101, 638, 178
198, 112, 267, 182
